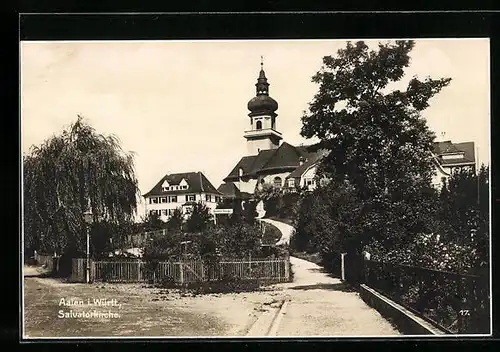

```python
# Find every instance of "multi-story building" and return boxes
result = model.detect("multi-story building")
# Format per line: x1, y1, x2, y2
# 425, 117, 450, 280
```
143, 171, 223, 221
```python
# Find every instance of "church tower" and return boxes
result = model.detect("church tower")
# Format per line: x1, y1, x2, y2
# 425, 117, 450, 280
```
244, 59, 283, 155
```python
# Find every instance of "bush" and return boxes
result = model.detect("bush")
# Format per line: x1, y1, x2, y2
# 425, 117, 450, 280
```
262, 222, 281, 246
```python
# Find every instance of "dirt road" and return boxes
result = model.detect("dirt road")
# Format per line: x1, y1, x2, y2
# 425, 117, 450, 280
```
23, 265, 286, 338
23, 257, 399, 338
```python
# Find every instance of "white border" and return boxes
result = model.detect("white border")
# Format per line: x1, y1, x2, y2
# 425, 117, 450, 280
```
19, 38, 493, 340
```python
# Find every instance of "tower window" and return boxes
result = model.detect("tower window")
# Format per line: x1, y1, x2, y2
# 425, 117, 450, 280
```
273, 177, 282, 188
256, 121, 262, 130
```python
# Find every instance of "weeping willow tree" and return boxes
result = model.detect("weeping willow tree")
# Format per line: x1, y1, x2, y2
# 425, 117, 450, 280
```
23, 115, 139, 256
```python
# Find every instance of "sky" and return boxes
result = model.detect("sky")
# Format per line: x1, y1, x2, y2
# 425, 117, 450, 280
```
21, 39, 490, 220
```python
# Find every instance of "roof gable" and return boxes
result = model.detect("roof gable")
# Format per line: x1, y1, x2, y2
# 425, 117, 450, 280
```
433, 141, 475, 165
224, 143, 323, 181
144, 172, 221, 197
287, 152, 325, 179
260, 142, 302, 171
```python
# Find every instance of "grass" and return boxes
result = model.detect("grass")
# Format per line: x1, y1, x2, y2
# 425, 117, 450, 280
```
261, 222, 282, 246
291, 251, 323, 266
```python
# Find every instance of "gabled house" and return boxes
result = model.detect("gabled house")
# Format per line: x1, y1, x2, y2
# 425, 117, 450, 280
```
143, 171, 223, 221
431, 140, 476, 189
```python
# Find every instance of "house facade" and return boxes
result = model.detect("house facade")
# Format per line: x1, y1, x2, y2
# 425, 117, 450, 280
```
217, 62, 477, 200
143, 171, 223, 221
430, 140, 476, 189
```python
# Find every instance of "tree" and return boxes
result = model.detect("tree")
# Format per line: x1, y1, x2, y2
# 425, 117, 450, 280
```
204, 222, 262, 258
300, 40, 451, 255
23, 116, 139, 256
166, 207, 184, 233
185, 201, 213, 233
254, 183, 283, 216
140, 212, 166, 232
438, 164, 489, 269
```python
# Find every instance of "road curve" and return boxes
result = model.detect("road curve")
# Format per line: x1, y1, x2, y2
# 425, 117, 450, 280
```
259, 218, 294, 246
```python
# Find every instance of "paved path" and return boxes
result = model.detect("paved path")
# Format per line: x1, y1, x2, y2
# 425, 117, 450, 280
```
273, 256, 400, 336
258, 217, 400, 336
259, 218, 294, 246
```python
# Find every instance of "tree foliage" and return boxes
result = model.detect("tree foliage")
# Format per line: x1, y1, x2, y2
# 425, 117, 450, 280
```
254, 183, 302, 220
139, 212, 166, 232
299, 40, 451, 255
23, 116, 139, 255
184, 201, 214, 233
166, 207, 184, 232
301, 40, 450, 200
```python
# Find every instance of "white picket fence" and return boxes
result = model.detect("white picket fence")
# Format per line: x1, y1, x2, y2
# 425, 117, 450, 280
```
71, 257, 290, 284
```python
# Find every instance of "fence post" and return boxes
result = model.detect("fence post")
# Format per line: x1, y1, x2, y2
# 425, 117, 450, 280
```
248, 253, 252, 278
179, 262, 184, 284
284, 258, 290, 281
90, 260, 95, 283
137, 261, 141, 281
200, 260, 205, 281
341, 253, 346, 282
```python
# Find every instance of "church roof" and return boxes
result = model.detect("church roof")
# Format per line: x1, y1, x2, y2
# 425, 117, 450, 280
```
217, 182, 252, 199
287, 151, 326, 179
143, 171, 222, 197
223, 142, 320, 181
433, 141, 475, 166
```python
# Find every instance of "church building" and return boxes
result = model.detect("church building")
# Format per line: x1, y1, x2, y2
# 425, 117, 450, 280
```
217, 61, 326, 201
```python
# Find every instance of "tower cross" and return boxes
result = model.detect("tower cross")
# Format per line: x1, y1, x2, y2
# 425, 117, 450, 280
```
261, 55, 264, 69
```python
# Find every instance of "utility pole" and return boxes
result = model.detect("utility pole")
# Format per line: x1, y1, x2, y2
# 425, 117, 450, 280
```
84, 209, 93, 283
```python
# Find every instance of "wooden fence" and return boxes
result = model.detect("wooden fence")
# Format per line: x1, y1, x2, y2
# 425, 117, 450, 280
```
127, 229, 168, 247
34, 252, 60, 273
71, 257, 291, 284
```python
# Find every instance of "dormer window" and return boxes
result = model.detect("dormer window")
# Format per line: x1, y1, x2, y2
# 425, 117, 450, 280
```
179, 178, 189, 190
161, 179, 170, 191
239, 168, 244, 177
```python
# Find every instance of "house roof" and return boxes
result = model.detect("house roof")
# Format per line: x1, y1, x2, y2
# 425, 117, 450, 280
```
433, 141, 475, 166
287, 152, 325, 179
217, 182, 252, 199
143, 172, 222, 197
223, 142, 321, 181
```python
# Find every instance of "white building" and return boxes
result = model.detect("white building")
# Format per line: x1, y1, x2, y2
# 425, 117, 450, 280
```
143, 171, 223, 221
431, 140, 476, 189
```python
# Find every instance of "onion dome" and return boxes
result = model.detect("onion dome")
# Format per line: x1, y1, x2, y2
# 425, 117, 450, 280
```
247, 60, 278, 116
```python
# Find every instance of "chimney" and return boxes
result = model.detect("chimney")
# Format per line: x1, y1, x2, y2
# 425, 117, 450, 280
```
299, 156, 305, 166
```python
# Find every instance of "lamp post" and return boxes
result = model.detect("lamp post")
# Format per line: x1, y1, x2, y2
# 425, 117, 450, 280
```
83, 209, 93, 283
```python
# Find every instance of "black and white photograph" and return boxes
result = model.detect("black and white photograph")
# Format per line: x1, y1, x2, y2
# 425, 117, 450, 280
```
21, 38, 491, 338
